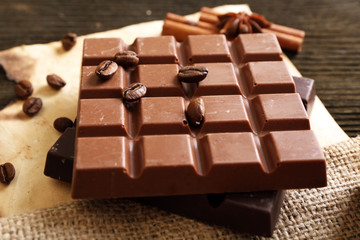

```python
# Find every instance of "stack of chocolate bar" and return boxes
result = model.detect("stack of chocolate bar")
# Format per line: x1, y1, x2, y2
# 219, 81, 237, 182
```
45, 32, 323, 236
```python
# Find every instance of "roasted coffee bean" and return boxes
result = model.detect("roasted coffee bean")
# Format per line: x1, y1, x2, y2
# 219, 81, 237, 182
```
0, 162, 15, 184
61, 33, 77, 51
114, 51, 139, 68
95, 60, 118, 80
47, 74, 66, 89
178, 66, 208, 83
122, 83, 147, 102
186, 97, 205, 126
14, 80, 33, 99
23, 97, 42, 116
53, 117, 74, 133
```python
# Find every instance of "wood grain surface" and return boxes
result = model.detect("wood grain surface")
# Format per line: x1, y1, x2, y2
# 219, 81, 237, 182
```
0, 0, 359, 137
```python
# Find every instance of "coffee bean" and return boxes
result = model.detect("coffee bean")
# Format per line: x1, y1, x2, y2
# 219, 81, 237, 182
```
0, 162, 15, 184
23, 97, 42, 116
95, 60, 118, 80
53, 117, 74, 133
47, 74, 66, 89
122, 83, 147, 102
186, 97, 205, 126
178, 66, 208, 83
14, 80, 33, 99
114, 51, 139, 68
61, 33, 77, 51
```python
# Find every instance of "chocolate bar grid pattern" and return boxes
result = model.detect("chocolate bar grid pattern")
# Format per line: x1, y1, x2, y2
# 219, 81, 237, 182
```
73, 34, 326, 198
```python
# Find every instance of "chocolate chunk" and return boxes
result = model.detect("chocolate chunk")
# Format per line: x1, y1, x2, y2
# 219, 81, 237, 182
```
61, 33, 77, 51
292, 76, 316, 113
53, 117, 74, 133
23, 97, 42, 116
44, 127, 75, 183
46, 74, 66, 89
0, 162, 15, 184
14, 80, 33, 99
95, 60, 118, 80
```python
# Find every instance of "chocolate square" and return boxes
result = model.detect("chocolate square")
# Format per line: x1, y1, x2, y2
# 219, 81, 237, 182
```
250, 93, 310, 132
200, 95, 252, 134
182, 34, 232, 63
234, 33, 282, 63
131, 36, 179, 64
77, 98, 129, 137
262, 130, 326, 187
240, 61, 295, 96
74, 136, 130, 198
193, 63, 241, 96
133, 64, 184, 97
82, 38, 125, 65
80, 66, 126, 98
136, 97, 190, 135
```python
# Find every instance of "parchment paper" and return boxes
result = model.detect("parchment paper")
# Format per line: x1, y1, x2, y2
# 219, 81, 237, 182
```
0, 4, 349, 217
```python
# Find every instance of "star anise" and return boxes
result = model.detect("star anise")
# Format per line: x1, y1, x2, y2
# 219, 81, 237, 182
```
217, 12, 272, 40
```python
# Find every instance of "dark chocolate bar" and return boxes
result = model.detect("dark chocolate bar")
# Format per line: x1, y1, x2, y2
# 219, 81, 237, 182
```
72, 34, 326, 199
140, 191, 285, 237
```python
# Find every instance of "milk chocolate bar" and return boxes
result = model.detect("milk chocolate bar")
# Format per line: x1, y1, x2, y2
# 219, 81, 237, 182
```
72, 34, 326, 199
162, 7, 305, 52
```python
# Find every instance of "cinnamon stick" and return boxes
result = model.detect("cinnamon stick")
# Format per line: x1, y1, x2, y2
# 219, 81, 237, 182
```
162, 19, 216, 42
262, 28, 304, 52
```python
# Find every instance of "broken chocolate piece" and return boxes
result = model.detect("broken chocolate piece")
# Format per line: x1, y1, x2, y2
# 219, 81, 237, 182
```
44, 127, 76, 182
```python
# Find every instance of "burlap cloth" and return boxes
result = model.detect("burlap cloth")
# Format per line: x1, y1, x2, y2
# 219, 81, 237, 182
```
0, 136, 358, 239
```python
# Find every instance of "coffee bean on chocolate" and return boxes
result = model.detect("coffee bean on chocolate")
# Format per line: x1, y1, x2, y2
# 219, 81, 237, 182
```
23, 97, 42, 116
0, 162, 15, 184
95, 60, 118, 80
47, 74, 66, 89
54, 117, 74, 133
178, 66, 208, 83
122, 83, 147, 102
61, 33, 77, 51
114, 51, 139, 68
186, 97, 205, 126
14, 80, 33, 99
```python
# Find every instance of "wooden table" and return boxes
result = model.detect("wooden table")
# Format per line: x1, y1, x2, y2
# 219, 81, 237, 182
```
0, 0, 359, 137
